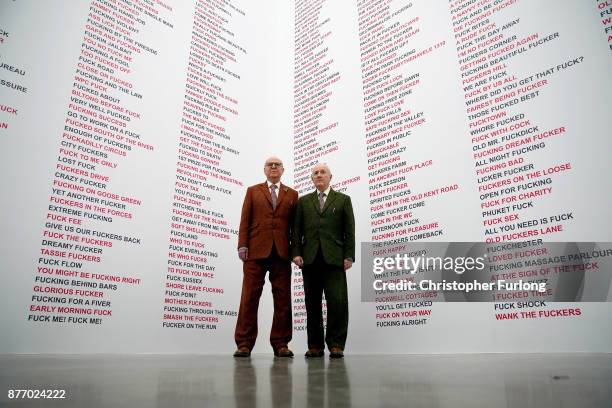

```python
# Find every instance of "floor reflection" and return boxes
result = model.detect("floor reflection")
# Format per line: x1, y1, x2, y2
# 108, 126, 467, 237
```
233, 358, 256, 408
1, 354, 610, 408
325, 359, 351, 408
304, 359, 353, 407
270, 358, 292, 408
306, 358, 325, 407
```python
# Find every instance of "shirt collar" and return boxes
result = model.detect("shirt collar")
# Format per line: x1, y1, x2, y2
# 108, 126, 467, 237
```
317, 186, 331, 196
267, 180, 281, 190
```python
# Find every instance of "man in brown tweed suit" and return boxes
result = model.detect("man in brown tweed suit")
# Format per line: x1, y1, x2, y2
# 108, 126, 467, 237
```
234, 156, 298, 357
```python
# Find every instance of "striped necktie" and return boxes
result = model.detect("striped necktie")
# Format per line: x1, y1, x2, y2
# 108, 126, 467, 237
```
270, 184, 277, 210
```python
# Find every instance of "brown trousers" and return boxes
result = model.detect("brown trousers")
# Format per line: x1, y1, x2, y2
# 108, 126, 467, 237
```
234, 246, 292, 351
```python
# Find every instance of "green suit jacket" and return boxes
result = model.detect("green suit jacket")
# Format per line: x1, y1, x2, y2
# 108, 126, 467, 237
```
291, 189, 355, 267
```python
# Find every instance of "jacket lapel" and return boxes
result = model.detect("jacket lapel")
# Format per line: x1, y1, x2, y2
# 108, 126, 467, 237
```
311, 189, 337, 214
276, 183, 287, 207
310, 190, 321, 214
258, 183, 273, 208
321, 189, 338, 214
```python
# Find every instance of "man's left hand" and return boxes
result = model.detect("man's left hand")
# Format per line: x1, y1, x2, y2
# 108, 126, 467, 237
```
344, 259, 353, 270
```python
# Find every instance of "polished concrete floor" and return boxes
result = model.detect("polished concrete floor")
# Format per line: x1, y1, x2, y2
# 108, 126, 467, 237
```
0, 353, 610, 407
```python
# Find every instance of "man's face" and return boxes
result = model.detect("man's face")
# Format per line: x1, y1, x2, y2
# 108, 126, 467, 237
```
311, 164, 331, 191
264, 157, 284, 183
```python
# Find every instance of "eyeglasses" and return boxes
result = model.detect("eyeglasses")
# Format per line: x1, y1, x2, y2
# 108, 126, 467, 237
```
265, 162, 283, 168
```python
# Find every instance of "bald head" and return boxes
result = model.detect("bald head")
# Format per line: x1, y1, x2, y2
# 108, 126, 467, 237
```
264, 156, 284, 183
311, 163, 332, 192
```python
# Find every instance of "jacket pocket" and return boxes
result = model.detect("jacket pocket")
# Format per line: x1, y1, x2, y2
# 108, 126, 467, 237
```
248, 223, 259, 232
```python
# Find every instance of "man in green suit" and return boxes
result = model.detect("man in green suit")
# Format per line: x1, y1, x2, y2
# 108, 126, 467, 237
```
292, 163, 355, 358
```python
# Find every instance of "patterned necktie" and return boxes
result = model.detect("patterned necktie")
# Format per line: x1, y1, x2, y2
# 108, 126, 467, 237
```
270, 184, 278, 210
318, 191, 325, 211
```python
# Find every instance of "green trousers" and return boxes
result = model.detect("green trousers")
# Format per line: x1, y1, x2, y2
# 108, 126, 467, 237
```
302, 250, 348, 350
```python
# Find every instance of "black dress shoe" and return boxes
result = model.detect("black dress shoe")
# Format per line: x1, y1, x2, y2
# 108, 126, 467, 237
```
304, 348, 324, 358
233, 347, 251, 357
329, 347, 344, 358
274, 347, 294, 357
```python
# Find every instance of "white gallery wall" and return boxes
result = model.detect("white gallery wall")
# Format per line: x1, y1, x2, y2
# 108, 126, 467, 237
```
0, 0, 611, 354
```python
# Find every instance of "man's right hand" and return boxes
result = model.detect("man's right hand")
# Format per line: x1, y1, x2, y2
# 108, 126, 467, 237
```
238, 247, 248, 261
293, 256, 304, 268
